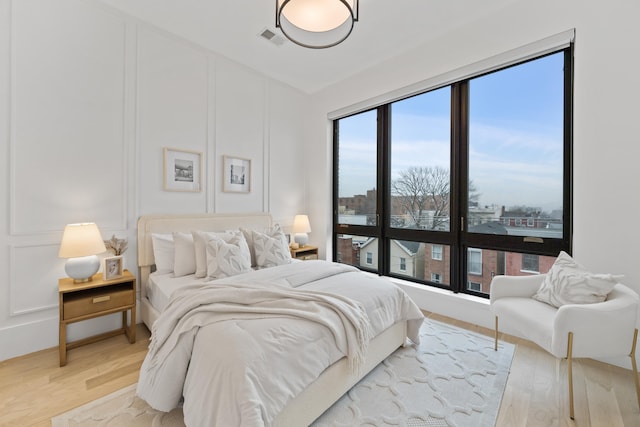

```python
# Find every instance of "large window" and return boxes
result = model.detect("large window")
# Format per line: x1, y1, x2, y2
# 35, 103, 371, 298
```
333, 47, 572, 296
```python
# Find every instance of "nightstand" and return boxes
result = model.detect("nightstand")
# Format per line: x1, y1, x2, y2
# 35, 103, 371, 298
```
290, 245, 319, 261
58, 270, 136, 366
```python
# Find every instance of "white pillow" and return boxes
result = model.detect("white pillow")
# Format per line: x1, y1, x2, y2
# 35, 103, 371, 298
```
532, 251, 622, 308
193, 230, 251, 278
240, 227, 257, 267
206, 235, 252, 279
172, 232, 196, 277
252, 228, 292, 268
151, 233, 174, 274
241, 224, 289, 268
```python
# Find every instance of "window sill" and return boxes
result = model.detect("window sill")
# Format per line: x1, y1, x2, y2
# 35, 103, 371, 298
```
388, 277, 493, 330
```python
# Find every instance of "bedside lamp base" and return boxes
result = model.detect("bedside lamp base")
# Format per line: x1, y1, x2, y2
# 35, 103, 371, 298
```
65, 255, 100, 283
294, 233, 309, 247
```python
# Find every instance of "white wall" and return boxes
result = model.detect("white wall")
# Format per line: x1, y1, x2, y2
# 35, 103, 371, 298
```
308, 0, 640, 367
0, 0, 310, 361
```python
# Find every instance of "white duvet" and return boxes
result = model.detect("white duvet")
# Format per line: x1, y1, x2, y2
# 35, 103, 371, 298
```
137, 260, 424, 427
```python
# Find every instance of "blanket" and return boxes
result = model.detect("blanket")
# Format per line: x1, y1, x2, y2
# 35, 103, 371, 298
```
137, 282, 372, 413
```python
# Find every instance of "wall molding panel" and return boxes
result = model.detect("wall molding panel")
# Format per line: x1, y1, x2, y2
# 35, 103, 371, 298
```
9, 242, 63, 316
0, 0, 310, 361
9, 0, 128, 235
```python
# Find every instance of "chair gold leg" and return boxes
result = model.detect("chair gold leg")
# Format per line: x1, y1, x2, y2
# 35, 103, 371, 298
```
630, 328, 640, 410
567, 332, 574, 420
494, 316, 499, 351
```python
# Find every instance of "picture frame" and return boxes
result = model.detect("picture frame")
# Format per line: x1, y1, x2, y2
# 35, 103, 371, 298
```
103, 256, 123, 280
163, 147, 202, 192
223, 155, 251, 193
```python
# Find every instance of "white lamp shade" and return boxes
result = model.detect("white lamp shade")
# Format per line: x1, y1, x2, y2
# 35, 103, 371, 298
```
58, 223, 106, 258
293, 215, 311, 233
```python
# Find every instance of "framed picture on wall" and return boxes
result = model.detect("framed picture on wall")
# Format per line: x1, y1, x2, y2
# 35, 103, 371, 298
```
103, 256, 123, 280
163, 147, 202, 192
223, 155, 251, 193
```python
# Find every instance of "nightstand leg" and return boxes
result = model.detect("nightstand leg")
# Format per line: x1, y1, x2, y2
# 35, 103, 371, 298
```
59, 322, 67, 367
129, 307, 136, 343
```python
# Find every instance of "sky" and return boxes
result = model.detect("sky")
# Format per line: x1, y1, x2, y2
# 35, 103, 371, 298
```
337, 51, 565, 213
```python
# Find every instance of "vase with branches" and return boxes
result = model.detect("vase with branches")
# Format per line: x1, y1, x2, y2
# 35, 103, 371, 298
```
104, 235, 128, 256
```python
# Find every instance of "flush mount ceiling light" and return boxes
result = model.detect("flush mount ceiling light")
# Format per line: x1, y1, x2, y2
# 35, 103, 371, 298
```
276, 0, 359, 49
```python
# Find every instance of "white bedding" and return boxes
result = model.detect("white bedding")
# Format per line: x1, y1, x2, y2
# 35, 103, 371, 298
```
138, 260, 424, 427
147, 262, 304, 311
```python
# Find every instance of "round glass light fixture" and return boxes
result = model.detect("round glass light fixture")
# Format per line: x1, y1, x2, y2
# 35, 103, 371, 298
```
276, 0, 359, 49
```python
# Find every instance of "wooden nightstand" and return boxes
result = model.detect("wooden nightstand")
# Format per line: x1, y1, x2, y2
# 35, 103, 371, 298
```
290, 245, 319, 261
58, 270, 136, 366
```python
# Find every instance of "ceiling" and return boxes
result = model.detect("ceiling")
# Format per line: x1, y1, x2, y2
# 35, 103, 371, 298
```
96, 0, 517, 94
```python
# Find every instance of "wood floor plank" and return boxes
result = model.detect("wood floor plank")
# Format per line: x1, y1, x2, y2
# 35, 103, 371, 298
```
1, 317, 638, 426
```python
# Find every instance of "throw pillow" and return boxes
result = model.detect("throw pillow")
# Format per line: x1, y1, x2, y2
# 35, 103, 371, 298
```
205, 235, 252, 279
192, 230, 250, 278
252, 228, 292, 268
532, 251, 622, 308
241, 224, 290, 267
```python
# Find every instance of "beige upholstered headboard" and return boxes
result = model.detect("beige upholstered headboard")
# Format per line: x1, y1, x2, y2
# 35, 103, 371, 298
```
137, 212, 272, 268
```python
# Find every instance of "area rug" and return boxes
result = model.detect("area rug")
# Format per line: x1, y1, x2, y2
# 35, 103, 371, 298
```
51, 318, 514, 427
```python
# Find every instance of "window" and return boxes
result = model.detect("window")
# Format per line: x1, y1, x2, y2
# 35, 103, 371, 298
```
333, 47, 572, 297
468, 249, 482, 275
399, 257, 406, 271
432, 245, 443, 260
468, 281, 482, 292
522, 253, 539, 272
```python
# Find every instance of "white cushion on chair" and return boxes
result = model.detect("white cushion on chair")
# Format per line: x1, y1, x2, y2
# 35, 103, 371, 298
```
532, 251, 622, 308
492, 296, 557, 353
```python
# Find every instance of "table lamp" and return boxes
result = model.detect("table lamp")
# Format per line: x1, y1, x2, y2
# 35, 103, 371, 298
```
58, 223, 107, 283
293, 214, 311, 247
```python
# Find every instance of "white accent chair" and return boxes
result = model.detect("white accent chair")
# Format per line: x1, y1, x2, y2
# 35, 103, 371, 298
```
489, 274, 640, 419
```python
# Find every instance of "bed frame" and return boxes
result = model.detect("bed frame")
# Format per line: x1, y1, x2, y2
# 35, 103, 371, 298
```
137, 213, 407, 426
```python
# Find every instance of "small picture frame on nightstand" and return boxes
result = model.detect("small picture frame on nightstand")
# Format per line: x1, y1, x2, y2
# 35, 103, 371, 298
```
103, 256, 123, 280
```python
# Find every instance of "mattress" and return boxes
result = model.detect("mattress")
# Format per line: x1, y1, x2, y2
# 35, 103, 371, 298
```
147, 272, 207, 312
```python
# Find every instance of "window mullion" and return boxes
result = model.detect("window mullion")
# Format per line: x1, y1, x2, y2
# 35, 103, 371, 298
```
378, 105, 390, 276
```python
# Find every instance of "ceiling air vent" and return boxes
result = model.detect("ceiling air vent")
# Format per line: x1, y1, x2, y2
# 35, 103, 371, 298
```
259, 28, 286, 47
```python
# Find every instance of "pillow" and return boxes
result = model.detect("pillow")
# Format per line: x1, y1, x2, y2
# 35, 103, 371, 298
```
193, 230, 251, 278
206, 235, 252, 279
240, 227, 257, 267
151, 233, 174, 274
252, 228, 292, 268
172, 232, 196, 277
241, 224, 289, 267
532, 251, 622, 308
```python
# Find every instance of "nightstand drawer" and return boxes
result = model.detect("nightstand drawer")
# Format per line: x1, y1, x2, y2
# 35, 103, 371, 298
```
63, 285, 134, 320
299, 254, 318, 260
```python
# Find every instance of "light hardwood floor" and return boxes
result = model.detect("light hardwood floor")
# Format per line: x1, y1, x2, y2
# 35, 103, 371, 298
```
1, 314, 638, 427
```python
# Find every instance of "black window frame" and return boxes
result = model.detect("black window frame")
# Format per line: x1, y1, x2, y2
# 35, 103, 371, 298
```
333, 45, 573, 297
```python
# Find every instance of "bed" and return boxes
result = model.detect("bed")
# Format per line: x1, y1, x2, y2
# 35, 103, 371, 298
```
136, 213, 424, 426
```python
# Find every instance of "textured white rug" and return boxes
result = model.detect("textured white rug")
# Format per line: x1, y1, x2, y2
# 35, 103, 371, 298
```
52, 319, 514, 427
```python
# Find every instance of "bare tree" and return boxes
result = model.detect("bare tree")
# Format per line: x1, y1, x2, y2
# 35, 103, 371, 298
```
391, 166, 450, 229
391, 166, 481, 230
